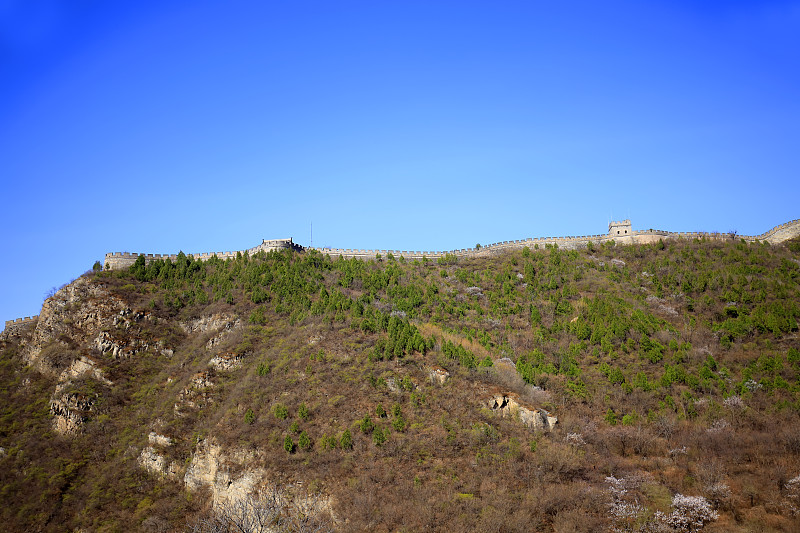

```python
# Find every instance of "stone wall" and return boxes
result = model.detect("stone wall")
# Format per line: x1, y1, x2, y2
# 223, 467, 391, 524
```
3, 315, 39, 333
104, 238, 301, 270
608, 219, 632, 236
308, 219, 800, 260
101, 219, 800, 270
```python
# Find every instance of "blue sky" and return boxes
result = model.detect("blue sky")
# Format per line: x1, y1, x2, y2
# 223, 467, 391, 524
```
1, 1, 799, 324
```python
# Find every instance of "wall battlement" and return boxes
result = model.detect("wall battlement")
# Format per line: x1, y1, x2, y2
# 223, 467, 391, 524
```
608, 220, 632, 236
3, 315, 39, 333
104, 238, 302, 270
101, 219, 800, 270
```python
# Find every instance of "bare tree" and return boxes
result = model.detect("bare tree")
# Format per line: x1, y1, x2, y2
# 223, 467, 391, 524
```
186, 489, 335, 533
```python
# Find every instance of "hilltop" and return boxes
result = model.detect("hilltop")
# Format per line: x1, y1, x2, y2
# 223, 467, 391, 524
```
1, 233, 800, 531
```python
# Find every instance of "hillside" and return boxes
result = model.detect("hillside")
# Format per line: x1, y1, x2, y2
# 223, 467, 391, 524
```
2, 236, 800, 532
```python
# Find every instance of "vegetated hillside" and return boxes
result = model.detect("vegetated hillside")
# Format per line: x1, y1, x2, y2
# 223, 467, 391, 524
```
2, 236, 800, 532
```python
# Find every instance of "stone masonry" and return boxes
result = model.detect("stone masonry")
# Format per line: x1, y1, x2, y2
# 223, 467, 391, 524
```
100, 219, 800, 271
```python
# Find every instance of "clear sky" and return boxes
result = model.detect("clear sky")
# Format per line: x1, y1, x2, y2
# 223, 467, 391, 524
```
1, 1, 799, 324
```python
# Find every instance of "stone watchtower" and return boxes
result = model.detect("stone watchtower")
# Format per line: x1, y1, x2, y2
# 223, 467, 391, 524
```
608, 220, 632, 236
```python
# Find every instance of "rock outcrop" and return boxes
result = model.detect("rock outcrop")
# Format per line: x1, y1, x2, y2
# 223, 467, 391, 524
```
138, 432, 181, 478
184, 438, 266, 508
50, 391, 95, 435
182, 437, 335, 524
49, 355, 112, 435
427, 365, 450, 385
485, 393, 557, 431
181, 313, 240, 350
209, 351, 245, 371
23, 277, 126, 372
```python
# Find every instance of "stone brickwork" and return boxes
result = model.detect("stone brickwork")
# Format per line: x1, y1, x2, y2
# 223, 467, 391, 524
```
104, 238, 302, 270
3, 316, 39, 334
306, 219, 800, 260
608, 220, 632, 236
101, 219, 800, 271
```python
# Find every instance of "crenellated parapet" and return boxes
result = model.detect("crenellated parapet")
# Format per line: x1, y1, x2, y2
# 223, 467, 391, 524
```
3, 315, 39, 333
608, 220, 632, 236
308, 219, 800, 260
101, 219, 800, 270
104, 238, 301, 270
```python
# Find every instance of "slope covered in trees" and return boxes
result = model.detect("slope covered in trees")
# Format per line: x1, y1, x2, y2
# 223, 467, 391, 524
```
1, 236, 800, 531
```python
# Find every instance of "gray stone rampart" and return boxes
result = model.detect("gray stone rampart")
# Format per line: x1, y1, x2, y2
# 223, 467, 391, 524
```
748, 218, 800, 243
308, 219, 799, 260
103, 238, 301, 270
3, 315, 39, 333
102, 220, 799, 270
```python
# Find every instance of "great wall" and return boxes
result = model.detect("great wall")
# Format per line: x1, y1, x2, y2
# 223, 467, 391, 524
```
4, 219, 800, 332
103, 218, 800, 269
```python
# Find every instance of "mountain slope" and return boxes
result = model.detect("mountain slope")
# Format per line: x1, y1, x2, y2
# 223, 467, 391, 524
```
1, 237, 800, 532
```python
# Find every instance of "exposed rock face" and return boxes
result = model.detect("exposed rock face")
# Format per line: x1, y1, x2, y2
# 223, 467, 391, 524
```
149, 432, 173, 447
50, 356, 111, 435
486, 393, 557, 431
95, 328, 170, 359
50, 391, 94, 435
138, 447, 168, 475
427, 365, 450, 385
184, 438, 265, 508
209, 352, 244, 371
181, 314, 236, 334
181, 313, 241, 350
139, 433, 181, 478
61, 355, 111, 385
176, 372, 215, 412
182, 437, 335, 524
23, 277, 126, 372
181, 314, 240, 350
94, 308, 174, 359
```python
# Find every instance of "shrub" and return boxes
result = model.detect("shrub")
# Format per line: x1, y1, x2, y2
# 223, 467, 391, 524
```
256, 361, 270, 376
284, 436, 295, 453
244, 409, 255, 425
249, 307, 267, 325
320, 433, 337, 450
359, 415, 374, 434
273, 404, 288, 420
437, 253, 457, 265
410, 392, 426, 407
298, 431, 312, 451
298, 403, 310, 421
375, 404, 386, 418
373, 428, 387, 446
339, 429, 353, 450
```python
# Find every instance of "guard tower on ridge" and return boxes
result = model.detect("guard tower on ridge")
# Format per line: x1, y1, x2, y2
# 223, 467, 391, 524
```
608, 220, 632, 236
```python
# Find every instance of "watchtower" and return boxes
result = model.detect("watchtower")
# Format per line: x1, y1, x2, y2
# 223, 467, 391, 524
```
608, 220, 632, 236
